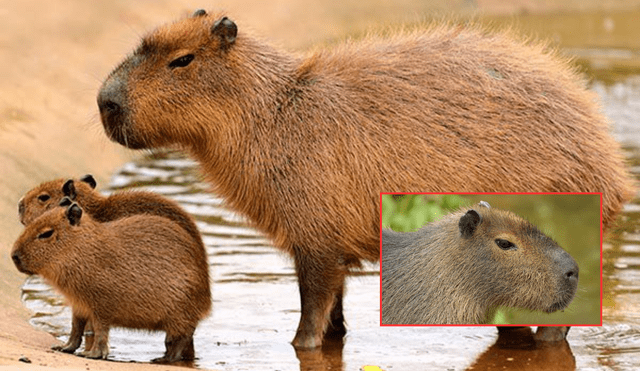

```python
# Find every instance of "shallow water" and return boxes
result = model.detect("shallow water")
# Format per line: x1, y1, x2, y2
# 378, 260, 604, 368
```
20, 19, 640, 371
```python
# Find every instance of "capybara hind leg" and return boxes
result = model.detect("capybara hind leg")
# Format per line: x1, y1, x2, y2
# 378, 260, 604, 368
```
78, 319, 109, 360
291, 249, 346, 349
534, 326, 571, 342
52, 313, 86, 354
152, 332, 195, 363
325, 284, 346, 340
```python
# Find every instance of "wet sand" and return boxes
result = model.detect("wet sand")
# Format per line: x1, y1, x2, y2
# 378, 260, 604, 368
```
1, 1, 639, 370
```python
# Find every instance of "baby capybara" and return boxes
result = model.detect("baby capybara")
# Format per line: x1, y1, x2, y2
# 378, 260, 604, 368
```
18, 175, 208, 354
11, 202, 211, 362
97, 10, 633, 348
381, 201, 579, 324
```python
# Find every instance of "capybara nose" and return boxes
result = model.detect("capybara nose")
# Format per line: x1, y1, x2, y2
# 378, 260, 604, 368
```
97, 88, 122, 118
97, 77, 125, 120
99, 98, 121, 116
555, 248, 579, 285
12, 252, 22, 270
565, 262, 579, 283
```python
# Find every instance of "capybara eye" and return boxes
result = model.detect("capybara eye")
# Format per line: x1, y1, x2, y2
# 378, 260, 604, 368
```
38, 194, 51, 202
169, 54, 195, 69
495, 238, 516, 250
38, 229, 54, 239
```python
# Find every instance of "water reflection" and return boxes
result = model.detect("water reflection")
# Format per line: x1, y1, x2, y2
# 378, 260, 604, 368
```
466, 327, 576, 371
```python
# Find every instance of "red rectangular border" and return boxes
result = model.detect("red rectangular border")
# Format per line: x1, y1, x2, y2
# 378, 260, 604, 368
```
378, 192, 603, 327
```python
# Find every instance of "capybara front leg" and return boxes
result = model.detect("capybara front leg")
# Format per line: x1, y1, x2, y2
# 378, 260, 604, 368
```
291, 248, 346, 349
52, 312, 86, 354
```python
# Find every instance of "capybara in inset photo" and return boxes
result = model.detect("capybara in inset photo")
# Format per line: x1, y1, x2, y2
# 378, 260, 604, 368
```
381, 201, 579, 324
97, 10, 632, 348
11, 202, 211, 363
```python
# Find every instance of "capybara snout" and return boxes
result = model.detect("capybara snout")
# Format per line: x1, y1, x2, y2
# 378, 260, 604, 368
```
98, 74, 134, 148
11, 251, 26, 274
547, 246, 579, 313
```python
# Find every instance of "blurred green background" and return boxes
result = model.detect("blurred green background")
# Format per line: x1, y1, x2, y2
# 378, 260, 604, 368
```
381, 193, 601, 325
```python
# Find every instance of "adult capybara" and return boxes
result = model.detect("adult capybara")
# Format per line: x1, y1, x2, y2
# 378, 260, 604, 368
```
381, 201, 579, 324
11, 202, 211, 362
19, 174, 201, 247
97, 10, 633, 348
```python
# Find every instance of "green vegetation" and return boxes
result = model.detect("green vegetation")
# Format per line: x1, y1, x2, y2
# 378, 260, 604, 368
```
381, 194, 468, 232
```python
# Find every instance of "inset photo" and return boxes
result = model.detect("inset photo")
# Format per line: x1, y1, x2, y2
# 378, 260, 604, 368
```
380, 193, 602, 326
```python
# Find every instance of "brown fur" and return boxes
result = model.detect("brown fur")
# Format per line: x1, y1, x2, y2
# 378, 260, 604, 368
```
11, 204, 211, 362
97, 10, 633, 348
381, 202, 579, 324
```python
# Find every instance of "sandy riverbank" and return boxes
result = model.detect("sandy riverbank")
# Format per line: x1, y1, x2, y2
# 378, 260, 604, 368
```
1, 1, 638, 370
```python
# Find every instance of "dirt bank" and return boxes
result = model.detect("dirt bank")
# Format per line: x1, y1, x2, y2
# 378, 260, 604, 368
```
1, 1, 638, 370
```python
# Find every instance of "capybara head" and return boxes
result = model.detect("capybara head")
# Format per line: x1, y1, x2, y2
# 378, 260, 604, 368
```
18, 175, 97, 225
98, 10, 244, 149
456, 202, 579, 314
12, 202, 83, 276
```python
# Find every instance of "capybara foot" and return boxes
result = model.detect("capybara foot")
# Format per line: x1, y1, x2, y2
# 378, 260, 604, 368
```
292, 330, 323, 349
51, 342, 79, 354
78, 348, 108, 360
534, 326, 571, 342
151, 352, 194, 364
51, 314, 85, 354
153, 334, 195, 363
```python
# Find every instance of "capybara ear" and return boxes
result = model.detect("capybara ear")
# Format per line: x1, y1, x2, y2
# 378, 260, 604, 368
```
478, 201, 491, 209
193, 9, 206, 17
59, 197, 73, 207
66, 203, 83, 226
459, 209, 481, 238
62, 180, 77, 199
80, 174, 97, 189
211, 17, 237, 50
